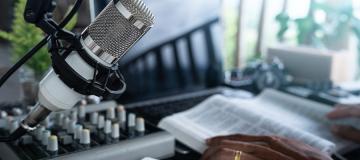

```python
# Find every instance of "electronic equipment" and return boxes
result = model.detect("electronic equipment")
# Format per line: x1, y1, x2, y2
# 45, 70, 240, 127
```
0, 0, 155, 142
266, 46, 360, 106
225, 56, 360, 106
0, 99, 175, 160
2, 87, 360, 160
283, 85, 360, 106
225, 58, 291, 93
0, 88, 250, 160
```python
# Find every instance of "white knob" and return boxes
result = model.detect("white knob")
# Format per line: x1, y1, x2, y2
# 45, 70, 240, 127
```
128, 113, 136, 128
42, 130, 51, 146
136, 117, 145, 132
47, 135, 58, 152
117, 105, 126, 123
74, 125, 83, 140
12, 108, 23, 116
104, 120, 112, 134
87, 95, 101, 104
80, 129, 91, 145
0, 110, 8, 119
78, 105, 86, 119
62, 117, 70, 130
68, 120, 77, 134
90, 112, 98, 125
80, 99, 87, 106
36, 126, 45, 140
97, 115, 105, 129
111, 123, 120, 139
106, 107, 115, 119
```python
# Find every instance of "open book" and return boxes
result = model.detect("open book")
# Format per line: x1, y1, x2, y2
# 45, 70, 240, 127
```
158, 89, 358, 155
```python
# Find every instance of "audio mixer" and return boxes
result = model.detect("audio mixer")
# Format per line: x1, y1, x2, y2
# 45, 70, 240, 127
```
0, 88, 253, 160
0, 99, 175, 160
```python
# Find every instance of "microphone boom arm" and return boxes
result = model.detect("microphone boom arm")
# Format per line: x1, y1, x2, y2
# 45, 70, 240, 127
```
24, 0, 78, 41
24, 0, 56, 24
24, 0, 58, 34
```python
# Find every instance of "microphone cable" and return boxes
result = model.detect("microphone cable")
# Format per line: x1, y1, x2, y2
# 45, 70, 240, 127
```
0, 0, 83, 89
0, 0, 83, 142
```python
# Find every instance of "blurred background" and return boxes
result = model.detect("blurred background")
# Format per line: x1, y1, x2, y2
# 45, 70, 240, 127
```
1, 0, 360, 105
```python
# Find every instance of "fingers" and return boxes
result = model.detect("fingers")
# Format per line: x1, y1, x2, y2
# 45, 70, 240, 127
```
327, 106, 360, 119
331, 125, 360, 143
206, 139, 293, 160
201, 147, 263, 160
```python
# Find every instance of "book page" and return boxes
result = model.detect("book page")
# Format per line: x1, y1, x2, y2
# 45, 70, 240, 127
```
159, 95, 336, 154
237, 89, 357, 152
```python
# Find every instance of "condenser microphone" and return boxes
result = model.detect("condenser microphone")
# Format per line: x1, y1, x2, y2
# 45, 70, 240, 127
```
8, 0, 154, 141
82, 0, 155, 64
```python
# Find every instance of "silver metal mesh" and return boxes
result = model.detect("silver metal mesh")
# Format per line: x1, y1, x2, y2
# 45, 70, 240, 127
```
121, 0, 155, 26
86, 0, 154, 61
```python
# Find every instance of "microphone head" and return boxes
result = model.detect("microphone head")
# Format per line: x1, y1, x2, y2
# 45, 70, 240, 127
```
82, 0, 154, 65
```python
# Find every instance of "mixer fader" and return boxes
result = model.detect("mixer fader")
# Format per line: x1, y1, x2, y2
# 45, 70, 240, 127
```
0, 100, 175, 160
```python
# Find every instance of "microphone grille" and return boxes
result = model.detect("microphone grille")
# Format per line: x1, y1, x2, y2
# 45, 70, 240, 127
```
83, 0, 154, 64
121, 0, 155, 26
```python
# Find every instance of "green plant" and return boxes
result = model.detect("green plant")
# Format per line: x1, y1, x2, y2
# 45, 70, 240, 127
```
275, 12, 290, 43
224, 9, 239, 70
275, 0, 360, 78
275, 0, 356, 50
0, 0, 77, 79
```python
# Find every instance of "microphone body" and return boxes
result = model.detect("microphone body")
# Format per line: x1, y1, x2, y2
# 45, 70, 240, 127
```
38, 53, 91, 111
19, 0, 154, 135
39, 0, 154, 111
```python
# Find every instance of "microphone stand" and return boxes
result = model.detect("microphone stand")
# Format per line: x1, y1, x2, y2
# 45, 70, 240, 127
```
0, 0, 83, 142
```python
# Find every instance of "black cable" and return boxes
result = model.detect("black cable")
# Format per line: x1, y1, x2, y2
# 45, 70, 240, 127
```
0, 36, 50, 88
0, 0, 83, 142
0, 0, 83, 89
59, 0, 83, 28
0, 126, 27, 142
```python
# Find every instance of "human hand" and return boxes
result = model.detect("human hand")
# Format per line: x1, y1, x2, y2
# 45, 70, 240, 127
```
327, 104, 360, 143
201, 134, 332, 160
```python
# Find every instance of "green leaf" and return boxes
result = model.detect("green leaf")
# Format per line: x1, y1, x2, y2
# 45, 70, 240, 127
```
4, 0, 50, 78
